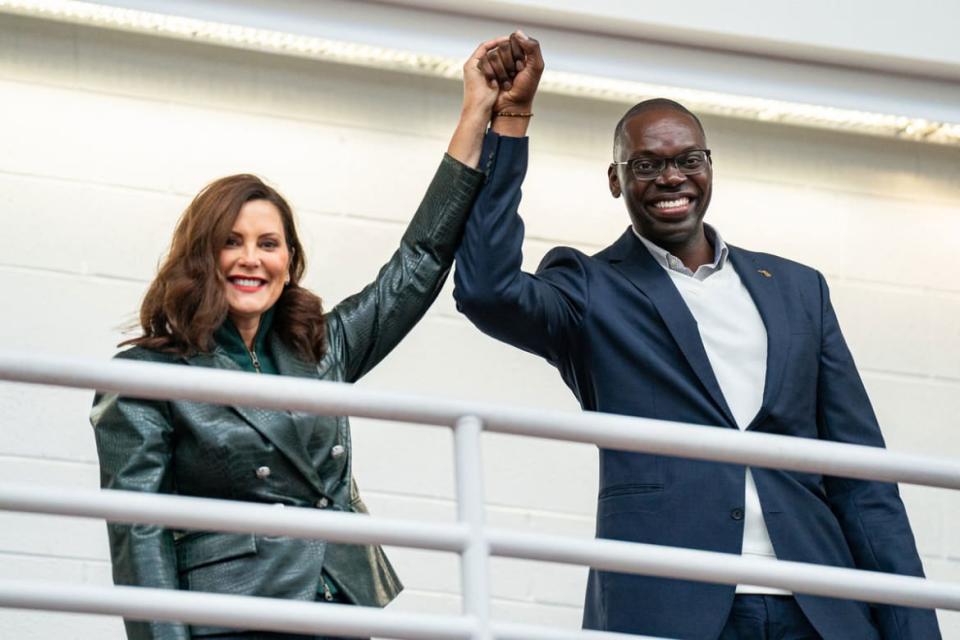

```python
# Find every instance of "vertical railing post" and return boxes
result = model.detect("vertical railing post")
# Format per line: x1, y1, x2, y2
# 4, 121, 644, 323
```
454, 415, 492, 640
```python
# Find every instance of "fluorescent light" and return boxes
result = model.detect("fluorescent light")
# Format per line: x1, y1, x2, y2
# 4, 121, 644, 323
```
2, 0, 959, 147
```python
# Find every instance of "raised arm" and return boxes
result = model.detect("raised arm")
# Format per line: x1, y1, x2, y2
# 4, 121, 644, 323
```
326, 40, 501, 382
453, 32, 587, 366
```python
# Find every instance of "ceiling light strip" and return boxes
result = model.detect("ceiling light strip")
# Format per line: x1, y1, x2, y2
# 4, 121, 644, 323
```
1, 0, 958, 147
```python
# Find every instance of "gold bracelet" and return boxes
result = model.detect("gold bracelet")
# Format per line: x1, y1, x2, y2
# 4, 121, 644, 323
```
495, 111, 533, 118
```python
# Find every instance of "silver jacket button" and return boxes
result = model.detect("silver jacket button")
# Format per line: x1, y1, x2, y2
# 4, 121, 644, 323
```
315, 497, 330, 508
255, 466, 271, 480
330, 444, 345, 459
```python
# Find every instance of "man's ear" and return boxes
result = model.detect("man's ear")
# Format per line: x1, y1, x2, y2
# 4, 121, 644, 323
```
608, 164, 621, 198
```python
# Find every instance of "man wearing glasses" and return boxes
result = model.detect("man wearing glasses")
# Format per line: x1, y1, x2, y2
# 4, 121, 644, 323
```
455, 33, 940, 639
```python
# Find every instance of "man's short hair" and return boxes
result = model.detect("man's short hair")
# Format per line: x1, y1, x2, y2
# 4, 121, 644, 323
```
613, 99, 706, 159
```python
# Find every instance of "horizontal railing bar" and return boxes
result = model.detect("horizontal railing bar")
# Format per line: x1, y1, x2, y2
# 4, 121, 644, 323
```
0, 579, 667, 640
486, 528, 960, 612
3, 352, 959, 490
2, 484, 957, 612
0, 484, 468, 553
0, 579, 475, 639
493, 621, 667, 640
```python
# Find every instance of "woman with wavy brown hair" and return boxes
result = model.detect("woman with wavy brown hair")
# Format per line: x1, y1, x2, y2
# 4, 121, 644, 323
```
131, 173, 328, 364
91, 39, 509, 640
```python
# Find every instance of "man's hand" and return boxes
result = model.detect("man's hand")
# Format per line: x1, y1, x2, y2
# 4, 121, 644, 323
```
478, 31, 543, 137
479, 31, 543, 114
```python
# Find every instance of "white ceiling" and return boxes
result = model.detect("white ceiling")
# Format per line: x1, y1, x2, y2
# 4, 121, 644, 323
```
14, 0, 960, 143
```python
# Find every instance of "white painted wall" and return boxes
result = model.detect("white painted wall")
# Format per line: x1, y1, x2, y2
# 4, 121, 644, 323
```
1, 11, 959, 639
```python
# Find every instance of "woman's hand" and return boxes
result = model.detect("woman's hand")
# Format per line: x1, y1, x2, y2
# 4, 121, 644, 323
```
462, 36, 508, 119
447, 36, 511, 167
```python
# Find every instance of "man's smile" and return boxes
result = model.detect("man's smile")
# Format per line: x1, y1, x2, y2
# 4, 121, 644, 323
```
646, 193, 697, 219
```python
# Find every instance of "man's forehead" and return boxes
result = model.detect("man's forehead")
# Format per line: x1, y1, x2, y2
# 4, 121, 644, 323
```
621, 109, 705, 152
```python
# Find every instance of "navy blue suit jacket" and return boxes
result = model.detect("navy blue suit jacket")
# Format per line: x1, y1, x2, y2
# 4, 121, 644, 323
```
454, 133, 939, 639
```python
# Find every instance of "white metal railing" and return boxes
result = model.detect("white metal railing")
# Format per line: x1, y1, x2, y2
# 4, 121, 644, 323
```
1, 352, 959, 639
0, 577, 659, 640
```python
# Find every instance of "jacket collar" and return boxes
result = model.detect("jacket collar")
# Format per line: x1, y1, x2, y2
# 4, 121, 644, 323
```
632, 223, 730, 279
213, 306, 276, 373
606, 228, 738, 427
605, 228, 790, 430
726, 245, 789, 429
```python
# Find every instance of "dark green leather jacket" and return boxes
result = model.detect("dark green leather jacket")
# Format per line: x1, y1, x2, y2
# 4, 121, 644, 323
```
91, 155, 484, 639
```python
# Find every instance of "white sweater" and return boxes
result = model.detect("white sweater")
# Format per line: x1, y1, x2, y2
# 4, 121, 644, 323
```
636, 228, 788, 595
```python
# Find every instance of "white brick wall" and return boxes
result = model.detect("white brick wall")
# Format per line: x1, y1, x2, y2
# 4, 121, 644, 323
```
1, 13, 958, 638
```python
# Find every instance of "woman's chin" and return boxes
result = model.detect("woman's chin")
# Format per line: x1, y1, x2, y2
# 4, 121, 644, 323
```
227, 303, 268, 320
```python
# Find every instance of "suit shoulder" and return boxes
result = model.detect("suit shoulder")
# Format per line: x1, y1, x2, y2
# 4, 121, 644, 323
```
539, 245, 594, 268
731, 246, 821, 281
590, 242, 622, 262
93, 346, 182, 413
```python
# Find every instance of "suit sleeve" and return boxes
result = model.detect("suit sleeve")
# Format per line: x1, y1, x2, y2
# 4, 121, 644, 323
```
815, 273, 941, 638
326, 153, 484, 383
91, 386, 189, 640
453, 132, 587, 366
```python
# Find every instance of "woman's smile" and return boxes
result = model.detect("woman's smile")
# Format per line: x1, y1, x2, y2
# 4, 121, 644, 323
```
227, 276, 268, 292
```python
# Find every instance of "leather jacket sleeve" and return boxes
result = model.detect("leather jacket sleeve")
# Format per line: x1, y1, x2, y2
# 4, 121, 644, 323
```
326, 153, 484, 382
91, 366, 190, 640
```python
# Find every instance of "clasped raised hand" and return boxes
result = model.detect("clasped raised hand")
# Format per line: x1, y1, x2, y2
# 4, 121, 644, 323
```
478, 30, 544, 117
449, 30, 544, 165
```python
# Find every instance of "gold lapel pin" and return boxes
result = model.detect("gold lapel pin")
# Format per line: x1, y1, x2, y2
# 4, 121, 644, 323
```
757, 269, 773, 278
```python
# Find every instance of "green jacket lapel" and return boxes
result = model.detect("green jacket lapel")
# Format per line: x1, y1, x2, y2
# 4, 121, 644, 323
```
185, 349, 326, 494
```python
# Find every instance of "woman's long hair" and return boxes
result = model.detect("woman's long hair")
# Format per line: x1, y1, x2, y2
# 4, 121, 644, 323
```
124, 174, 326, 361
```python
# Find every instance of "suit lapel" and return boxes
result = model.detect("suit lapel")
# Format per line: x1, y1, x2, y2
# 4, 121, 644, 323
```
607, 229, 737, 428
727, 246, 789, 429
186, 347, 326, 492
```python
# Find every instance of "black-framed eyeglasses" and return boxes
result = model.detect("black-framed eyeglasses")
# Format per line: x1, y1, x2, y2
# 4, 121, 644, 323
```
612, 149, 712, 180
